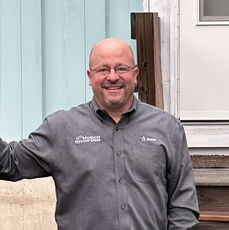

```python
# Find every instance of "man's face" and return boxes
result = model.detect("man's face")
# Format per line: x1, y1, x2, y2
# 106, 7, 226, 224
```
87, 39, 139, 112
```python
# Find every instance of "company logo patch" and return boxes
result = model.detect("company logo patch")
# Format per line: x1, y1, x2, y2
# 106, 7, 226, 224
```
75, 135, 101, 145
140, 135, 157, 142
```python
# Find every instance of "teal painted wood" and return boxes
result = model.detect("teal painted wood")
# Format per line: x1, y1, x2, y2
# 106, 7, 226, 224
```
106, 0, 133, 40
0, 0, 22, 140
21, 0, 43, 137
43, 0, 88, 116
105, 0, 142, 67
85, 0, 106, 102
85, 0, 143, 101
128, 0, 143, 59
63, 0, 87, 109
43, 0, 71, 115
0, 0, 143, 140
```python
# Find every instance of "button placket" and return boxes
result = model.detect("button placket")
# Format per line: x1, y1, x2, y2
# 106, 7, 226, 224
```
113, 127, 129, 229
121, 204, 128, 210
117, 151, 122, 157
119, 177, 126, 183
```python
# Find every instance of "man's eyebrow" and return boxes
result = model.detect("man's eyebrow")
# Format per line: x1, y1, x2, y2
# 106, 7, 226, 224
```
96, 63, 128, 68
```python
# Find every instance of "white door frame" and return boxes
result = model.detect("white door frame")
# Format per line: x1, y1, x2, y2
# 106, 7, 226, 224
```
144, 0, 229, 151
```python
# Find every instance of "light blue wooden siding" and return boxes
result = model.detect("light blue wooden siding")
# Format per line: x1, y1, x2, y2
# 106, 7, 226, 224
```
0, 0, 143, 140
21, 0, 43, 138
0, 0, 23, 140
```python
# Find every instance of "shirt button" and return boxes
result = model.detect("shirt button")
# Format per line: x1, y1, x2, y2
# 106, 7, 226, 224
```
119, 177, 125, 183
115, 126, 119, 131
117, 151, 122, 157
121, 204, 127, 210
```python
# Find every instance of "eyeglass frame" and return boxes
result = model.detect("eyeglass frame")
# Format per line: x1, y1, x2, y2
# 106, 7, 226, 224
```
89, 64, 137, 76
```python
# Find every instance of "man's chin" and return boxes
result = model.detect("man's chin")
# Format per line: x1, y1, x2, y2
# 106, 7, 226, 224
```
103, 97, 124, 108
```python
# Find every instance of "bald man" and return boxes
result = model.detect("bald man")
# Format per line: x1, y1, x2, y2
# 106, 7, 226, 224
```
0, 38, 199, 230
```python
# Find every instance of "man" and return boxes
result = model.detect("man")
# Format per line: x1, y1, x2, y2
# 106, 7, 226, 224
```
0, 38, 199, 229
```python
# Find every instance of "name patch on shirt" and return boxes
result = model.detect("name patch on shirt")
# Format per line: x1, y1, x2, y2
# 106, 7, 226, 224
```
140, 135, 157, 142
75, 135, 101, 145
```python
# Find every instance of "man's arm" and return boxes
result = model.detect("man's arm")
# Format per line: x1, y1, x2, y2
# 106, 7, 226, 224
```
0, 118, 53, 181
167, 124, 199, 230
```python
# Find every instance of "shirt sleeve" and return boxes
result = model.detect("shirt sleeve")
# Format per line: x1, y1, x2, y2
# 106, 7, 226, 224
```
167, 123, 199, 230
0, 117, 54, 181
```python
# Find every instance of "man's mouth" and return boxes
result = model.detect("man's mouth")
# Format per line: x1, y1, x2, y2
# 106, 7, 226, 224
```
102, 82, 125, 90
103, 85, 124, 90
102, 81, 125, 90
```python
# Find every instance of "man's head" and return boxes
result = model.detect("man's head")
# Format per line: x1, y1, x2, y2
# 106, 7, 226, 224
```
87, 38, 139, 113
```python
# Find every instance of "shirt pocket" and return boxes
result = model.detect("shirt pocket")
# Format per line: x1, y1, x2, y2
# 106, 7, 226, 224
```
131, 143, 166, 184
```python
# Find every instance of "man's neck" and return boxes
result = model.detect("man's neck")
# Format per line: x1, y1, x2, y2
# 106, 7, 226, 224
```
107, 110, 122, 123
106, 104, 129, 123
96, 98, 134, 123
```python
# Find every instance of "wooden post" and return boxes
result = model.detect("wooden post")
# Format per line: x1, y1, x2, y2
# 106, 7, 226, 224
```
131, 13, 164, 109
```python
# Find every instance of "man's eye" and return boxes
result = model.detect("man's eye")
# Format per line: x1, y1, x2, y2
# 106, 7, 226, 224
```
97, 68, 109, 73
116, 67, 128, 72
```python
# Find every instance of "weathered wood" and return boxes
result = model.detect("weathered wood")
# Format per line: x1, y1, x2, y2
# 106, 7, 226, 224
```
131, 12, 164, 109
194, 187, 229, 229
199, 211, 229, 222
134, 13, 155, 104
197, 186, 229, 211
192, 221, 229, 230
191, 154, 229, 168
153, 14, 163, 109
194, 168, 229, 186
184, 124, 229, 148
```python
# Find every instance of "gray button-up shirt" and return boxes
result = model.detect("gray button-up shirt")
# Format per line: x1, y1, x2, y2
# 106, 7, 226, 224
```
0, 97, 199, 230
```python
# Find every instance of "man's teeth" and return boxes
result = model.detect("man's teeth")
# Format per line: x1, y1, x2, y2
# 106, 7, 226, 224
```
107, 86, 121, 90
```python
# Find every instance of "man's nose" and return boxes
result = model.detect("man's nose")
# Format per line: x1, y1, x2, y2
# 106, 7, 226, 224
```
106, 68, 119, 81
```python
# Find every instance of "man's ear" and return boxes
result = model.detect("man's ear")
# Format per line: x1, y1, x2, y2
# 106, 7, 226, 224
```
134, 66, 139, 84
87, 70, 92, 86
133, 67, 139, 92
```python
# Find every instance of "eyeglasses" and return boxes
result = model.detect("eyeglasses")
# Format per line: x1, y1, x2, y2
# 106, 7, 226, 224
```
90, 65, 136, 76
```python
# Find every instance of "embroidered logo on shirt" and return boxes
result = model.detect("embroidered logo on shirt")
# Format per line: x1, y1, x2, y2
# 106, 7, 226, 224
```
75, 135, 101, 145
140, 135, 157, 142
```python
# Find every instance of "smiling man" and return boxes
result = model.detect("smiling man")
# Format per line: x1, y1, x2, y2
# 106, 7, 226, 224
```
0, 38, 199, 230
87, 38, 139, 122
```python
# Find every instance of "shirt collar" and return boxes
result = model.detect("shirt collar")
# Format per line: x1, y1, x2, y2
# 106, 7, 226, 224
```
90, 96, 138, 119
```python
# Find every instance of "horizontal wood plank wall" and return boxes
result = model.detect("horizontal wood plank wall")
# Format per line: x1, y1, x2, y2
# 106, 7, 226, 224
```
197, 187, 229, 211
193, 159, 229, 229
0, 0, 143, 229
192, 222, 229, 230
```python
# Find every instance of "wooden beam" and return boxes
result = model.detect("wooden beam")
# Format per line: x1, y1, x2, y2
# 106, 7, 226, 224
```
192, 221, 229, 229
199, 211, 229, 222
191, 155, 229, 168
153, 14, 164, 109
194, 168, 229, 186
197, 186, 229, 211
131, 13, 164, 109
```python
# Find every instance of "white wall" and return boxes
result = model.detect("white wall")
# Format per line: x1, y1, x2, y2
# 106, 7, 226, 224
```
145, 0, 229, 153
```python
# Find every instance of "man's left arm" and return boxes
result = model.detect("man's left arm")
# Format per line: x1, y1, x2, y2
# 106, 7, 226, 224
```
167, 124, 199, 230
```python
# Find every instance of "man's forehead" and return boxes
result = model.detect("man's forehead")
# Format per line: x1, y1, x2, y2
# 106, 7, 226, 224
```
95, 37, 127, 48
93, 40, 129, 55
89, 38, 134, 66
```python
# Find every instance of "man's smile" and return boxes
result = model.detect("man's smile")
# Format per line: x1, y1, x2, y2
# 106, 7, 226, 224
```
102, 81, 125, 91
103, 85, 124, 90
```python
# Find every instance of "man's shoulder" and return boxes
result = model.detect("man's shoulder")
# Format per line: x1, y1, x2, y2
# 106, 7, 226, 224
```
137, 101, 173, 117
137, 101, 182, 128
45, 101, 92, 121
